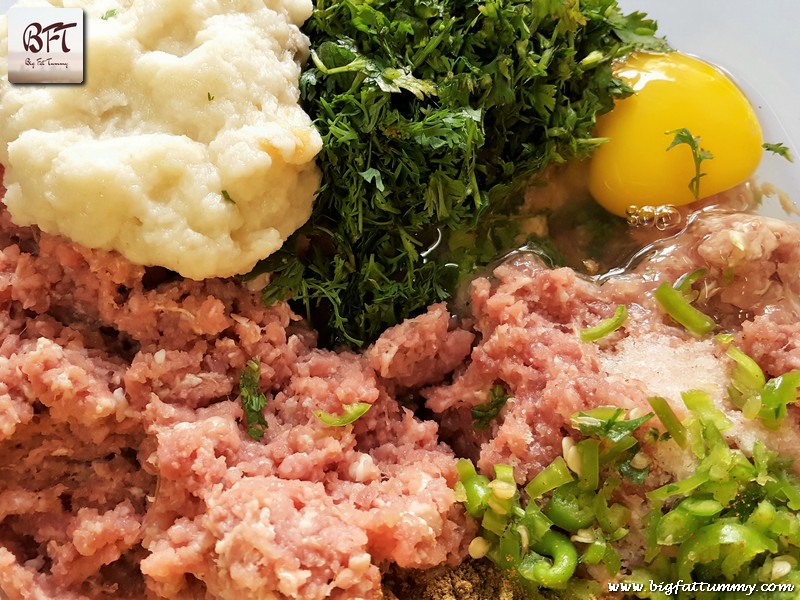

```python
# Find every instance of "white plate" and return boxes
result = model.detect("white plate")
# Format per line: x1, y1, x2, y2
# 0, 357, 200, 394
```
617, 0, 800, 222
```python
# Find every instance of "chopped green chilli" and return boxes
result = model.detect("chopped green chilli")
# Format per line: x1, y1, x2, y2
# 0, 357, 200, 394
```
525, 457, 573, 500
647, 396, 687, 448
726, 343, 767, 415
638, 398, 800, 588
719, 338, 800, 428
763, 141, 793, 162
673, 267, 707, 299
544, 481, 595, 532
654, 279, 716, 335
580, 305, 628, 342
572, 406, 653, 442
313, 402, 372, 426
457, 406, 648, 592
460, 389, 800, 592
575, 439, 601, 491
518, 530, 578, 587
758, 371, 800, 428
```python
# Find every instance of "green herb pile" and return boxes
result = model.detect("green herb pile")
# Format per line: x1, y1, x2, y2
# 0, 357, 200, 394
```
256, 0, 667, 347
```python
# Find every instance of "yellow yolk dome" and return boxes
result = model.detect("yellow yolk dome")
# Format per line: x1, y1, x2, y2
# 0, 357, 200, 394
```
588, 51, 764, 217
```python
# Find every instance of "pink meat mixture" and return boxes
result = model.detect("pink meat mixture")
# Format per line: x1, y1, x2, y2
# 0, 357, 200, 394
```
0, 203, 474, 600
3, 180, 800, 600
419, 211, 800, 487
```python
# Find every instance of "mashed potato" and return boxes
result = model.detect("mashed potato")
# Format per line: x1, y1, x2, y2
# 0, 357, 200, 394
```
0, 0, 322, 280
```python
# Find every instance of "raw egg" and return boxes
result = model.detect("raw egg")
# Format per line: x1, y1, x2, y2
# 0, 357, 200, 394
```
588, 51, 763, 217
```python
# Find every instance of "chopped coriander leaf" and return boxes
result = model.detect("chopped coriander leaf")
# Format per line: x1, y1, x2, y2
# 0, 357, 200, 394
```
763, 141, 793, 162
221, 190, 235, 203
314, 402, 371, 426
101, 8, 118, 20
257, 0, 668, 348
471, 384, 510, 431
666, 128, 714, 199
617, 449, 649, 485
239, 359, 268, 440
207, 92, 215, 101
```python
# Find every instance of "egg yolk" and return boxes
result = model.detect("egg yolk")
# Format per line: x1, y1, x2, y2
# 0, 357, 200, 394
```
588, 51, 763, 217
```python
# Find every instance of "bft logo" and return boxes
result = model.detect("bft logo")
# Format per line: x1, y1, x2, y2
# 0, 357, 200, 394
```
23, 21, 78, 54
8, 7, 84, 84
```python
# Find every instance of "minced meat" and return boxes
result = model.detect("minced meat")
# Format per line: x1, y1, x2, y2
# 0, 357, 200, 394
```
3, 156, 800, 600
0, 174, 472, 599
